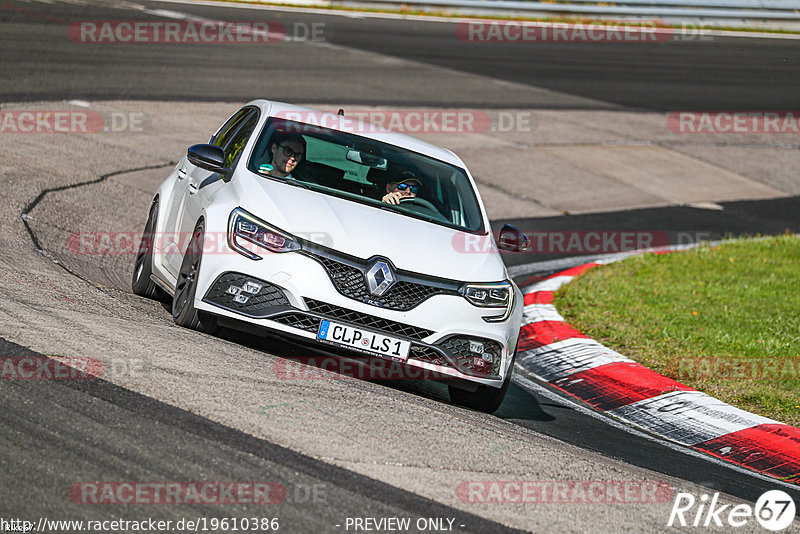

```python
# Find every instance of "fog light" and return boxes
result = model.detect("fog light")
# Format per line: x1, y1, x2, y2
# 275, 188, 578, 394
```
233, 294, 249, 304
469, 340, 484, 354
226, 286, 241, 296
472, 357, 492, 374
242, 281, 262, 294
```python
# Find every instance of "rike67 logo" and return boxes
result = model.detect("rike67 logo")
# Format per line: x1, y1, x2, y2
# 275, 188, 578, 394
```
668, 490, 796, 531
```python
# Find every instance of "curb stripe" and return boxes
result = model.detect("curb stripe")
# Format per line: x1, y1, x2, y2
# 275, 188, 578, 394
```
517, 338, 632, 382
522, 275, 575, 293
551, 262, 601, 279
523, 290, 553, 305
694, 424, 800, 483
550, 362, 695, 412
519, 320, 588, 350
608, 390, 776, 446
522, 304, 565, 324
516, 259, 800, 486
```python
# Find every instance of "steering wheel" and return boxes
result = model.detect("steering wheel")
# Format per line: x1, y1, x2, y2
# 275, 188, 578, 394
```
398, 196, 448, 221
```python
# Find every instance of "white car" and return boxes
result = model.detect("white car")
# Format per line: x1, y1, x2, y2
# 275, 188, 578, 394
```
132, 100, 525, 412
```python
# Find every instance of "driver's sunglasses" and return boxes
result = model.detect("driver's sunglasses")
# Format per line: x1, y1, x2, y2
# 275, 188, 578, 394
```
396, 182, 419, 194
279, 145, 304, 160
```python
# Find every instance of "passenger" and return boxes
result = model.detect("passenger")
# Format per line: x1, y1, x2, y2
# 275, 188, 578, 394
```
266, 134, 306, 178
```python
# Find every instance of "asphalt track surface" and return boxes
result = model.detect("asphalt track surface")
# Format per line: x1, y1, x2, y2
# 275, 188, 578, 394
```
2, 0, 800, 531
0, 337, 524, 533
1, 0, 799, 110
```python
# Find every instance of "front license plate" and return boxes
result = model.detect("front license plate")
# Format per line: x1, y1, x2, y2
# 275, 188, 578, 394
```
317, 320, 410, 361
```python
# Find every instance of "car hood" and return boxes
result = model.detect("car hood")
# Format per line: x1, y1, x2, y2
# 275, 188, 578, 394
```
237, 174, 507, 282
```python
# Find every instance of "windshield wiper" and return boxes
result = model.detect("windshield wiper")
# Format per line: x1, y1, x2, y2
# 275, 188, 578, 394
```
379, 204, 403, 214
283, 178, 311, 189
262, 173, 312, 189
378, 203, 439, 224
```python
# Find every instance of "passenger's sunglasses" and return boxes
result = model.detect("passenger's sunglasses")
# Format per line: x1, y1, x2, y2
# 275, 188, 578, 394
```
396, 182, 419, 194
279, 145, 304, 160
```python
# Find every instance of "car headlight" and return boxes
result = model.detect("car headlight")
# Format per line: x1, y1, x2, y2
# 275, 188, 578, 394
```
228, 208, 301, 260
459, 281, 515, 323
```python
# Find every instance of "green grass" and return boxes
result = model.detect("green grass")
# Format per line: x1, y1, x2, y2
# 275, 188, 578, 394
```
554, 235, 800, 427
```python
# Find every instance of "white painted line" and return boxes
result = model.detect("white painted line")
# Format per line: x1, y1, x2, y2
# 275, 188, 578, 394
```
608, 390, 778, 446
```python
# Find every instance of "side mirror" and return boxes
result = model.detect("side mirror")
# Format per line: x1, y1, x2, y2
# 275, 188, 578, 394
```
497, 224, 530, 252
187, 144, 231, 177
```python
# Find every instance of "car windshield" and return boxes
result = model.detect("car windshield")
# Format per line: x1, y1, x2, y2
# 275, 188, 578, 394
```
247, 117, 486, 234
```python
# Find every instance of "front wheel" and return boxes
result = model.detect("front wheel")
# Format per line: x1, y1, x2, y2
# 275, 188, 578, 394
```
449, 350, 516, 413
449, 375, 512, 414
172, 222, 218, 334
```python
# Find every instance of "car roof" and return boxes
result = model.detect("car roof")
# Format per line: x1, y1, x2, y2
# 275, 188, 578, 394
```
246, 99, 467, 169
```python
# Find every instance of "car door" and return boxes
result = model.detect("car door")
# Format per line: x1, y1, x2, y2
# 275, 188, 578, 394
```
171, 108, 261, 274
163, 107, 257, 277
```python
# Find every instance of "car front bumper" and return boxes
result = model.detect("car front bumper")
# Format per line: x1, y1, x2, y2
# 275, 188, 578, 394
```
192, 249, 522, 387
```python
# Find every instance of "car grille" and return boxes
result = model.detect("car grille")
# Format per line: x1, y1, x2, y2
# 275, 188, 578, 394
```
203, 273, 290, 318
270, 302, 502, 378
271, 312, 319, 332
303, 299, 434, 340
301, 249, 459, 311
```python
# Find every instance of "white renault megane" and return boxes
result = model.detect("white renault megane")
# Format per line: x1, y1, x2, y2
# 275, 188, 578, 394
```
132, 100, 525, 412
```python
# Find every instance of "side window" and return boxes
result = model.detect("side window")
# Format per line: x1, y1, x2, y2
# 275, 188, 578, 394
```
222, 113, 259, 168
211, 108, 253, 149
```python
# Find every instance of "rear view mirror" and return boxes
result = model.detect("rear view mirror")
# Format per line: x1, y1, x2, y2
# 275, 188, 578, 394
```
187, 144, 231, 177
346, 149, 388, 169
497, 224, 531, 252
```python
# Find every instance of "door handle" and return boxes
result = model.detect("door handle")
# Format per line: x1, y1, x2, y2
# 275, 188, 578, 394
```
177, 168, 187, 180
188, 183, 198, 195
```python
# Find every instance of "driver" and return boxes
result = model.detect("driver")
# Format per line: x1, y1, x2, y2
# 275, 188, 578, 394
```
381, 171, 422, 205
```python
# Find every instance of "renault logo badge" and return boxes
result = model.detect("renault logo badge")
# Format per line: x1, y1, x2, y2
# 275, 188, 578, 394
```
365, 260, 395, 297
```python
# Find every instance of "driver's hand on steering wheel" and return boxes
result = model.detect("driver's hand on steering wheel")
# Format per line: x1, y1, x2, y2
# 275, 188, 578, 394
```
382, 191, 411, 205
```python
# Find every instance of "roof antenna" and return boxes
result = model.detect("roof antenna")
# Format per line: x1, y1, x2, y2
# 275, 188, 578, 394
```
337, 108, 344, 116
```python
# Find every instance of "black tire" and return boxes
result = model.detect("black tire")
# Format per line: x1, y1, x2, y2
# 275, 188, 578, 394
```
448, 350, 517, 414
449, 375, 511, 414
131, 199, 162, 299
172, 222, 218, 334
